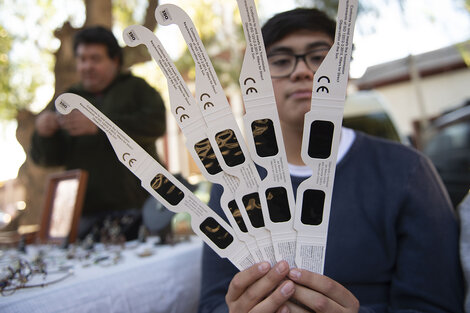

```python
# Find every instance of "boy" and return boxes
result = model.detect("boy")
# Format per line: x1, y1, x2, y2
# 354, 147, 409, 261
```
198, 8, 463, 313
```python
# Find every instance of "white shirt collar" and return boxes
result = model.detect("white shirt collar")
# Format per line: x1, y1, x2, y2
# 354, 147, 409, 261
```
288, 127, 356, 177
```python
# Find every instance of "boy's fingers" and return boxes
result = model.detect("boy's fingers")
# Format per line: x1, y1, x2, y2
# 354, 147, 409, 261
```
290, 284, 340, 313
285, 300, 312, 313
251, 280, 295, 313
226, 261, 271, 302
287, 269, 360, 312
226, 261, 291, 312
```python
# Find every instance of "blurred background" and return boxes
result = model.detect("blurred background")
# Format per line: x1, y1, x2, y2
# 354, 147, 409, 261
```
0, 0, 469, 233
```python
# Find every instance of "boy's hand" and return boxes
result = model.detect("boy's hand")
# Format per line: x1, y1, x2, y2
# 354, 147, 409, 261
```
226, 260, 295, 313
286, 268, 360, 313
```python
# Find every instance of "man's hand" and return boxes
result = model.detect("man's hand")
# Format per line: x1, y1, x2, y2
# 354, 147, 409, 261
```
226, 260, 295, 313
58, 109, 98, 136
35, 111, 60, 137
285, 268, 360, 313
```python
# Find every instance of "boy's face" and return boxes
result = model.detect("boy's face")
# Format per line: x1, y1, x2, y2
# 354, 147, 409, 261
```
75, 43, 119, 94
267, 30, 334, 132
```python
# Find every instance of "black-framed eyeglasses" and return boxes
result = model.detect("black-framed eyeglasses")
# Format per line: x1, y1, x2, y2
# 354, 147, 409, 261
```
267, 48, 330, 78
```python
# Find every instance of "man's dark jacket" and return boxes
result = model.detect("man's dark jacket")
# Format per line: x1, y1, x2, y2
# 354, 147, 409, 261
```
31, 72, 166, 216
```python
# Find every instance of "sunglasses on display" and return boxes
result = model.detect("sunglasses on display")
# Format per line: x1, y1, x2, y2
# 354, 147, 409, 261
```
0, 258, 72, 296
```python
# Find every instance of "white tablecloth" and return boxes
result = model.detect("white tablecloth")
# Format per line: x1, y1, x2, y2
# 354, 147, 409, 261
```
0, 237, 203, 313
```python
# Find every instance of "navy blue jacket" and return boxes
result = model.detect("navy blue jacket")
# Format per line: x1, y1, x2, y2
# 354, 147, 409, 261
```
198, 131, 464, 313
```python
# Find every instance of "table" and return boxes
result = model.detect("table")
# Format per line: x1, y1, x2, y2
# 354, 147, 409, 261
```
0, 237, 203, 313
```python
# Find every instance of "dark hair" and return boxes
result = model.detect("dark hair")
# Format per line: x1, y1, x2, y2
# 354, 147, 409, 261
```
261, 8, 336, 49
73, 26, 123, 66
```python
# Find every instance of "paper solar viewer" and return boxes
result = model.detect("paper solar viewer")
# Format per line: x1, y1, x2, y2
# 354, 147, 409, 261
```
156, 3, 277, 265
235, 0, 297, 267
54, 93, 255, 271
122, 24, 264, 263
294, 0, 358, 273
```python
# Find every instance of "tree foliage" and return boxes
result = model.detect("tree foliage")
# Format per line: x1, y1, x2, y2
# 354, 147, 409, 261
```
2, 0, 467, 122
0, 0, 162, 121
295, 0, 388, 18
296, 0, 468, 20
0, 0, 83, 120
0, 25, 39, 120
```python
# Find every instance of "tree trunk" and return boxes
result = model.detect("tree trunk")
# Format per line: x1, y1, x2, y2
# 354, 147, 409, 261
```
16, 109, 63, 227
84, 0, 113, 28
54, 22, 79, 96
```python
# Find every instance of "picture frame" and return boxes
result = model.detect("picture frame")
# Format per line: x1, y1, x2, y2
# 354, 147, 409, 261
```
39, 169, 88, 245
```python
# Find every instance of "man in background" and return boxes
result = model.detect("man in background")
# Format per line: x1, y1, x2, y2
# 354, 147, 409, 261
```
31, 26, 166, 240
